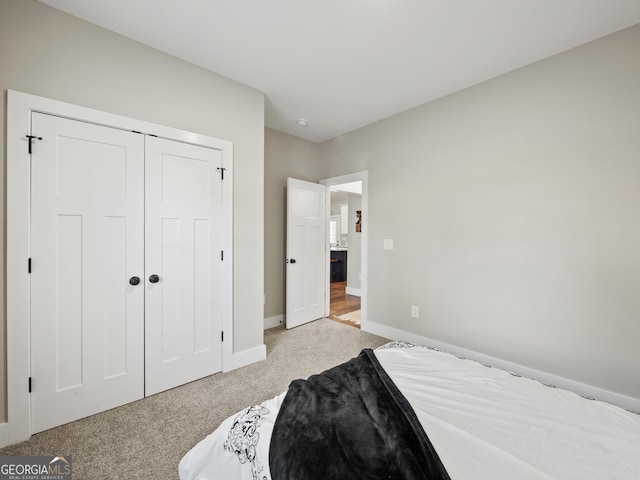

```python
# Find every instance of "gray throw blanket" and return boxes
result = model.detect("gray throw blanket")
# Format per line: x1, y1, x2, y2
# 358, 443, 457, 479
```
269, 349, 451, 480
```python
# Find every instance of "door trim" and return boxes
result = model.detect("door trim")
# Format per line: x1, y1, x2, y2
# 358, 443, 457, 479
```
6, 90, 234, 445
319, 171, 368, 329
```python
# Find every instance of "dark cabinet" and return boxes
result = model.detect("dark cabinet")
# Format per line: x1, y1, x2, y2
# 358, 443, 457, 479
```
330, 250, 347, 282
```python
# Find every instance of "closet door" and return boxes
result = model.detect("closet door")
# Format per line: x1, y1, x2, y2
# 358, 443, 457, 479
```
144, 137, 223, 396
30, 113, 145, 433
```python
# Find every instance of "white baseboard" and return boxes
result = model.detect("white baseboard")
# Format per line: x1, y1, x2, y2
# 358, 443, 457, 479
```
362, 321, 640, 413
345, 287, 361, 297
264, 314, 284, 330
224, 344, 266, 372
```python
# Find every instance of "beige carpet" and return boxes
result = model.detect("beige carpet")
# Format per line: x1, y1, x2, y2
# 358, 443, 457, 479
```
0, 319, 388, 479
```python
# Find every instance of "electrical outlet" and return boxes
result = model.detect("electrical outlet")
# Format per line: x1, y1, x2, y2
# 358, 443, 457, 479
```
411, 305, 419, 318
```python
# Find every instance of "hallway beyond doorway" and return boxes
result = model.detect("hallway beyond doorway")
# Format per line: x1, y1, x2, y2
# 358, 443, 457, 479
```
329, 282, 361, 328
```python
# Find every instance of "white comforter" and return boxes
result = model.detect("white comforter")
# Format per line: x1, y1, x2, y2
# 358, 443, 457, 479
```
179, 392, 284, 480
179, 343, 640, 480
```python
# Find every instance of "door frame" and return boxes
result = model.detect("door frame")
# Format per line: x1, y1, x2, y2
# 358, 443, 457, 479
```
319, 171, 368, 329
6, 90, 234, 445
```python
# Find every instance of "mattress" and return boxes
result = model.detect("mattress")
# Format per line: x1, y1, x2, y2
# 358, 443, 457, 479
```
179, 342, 640, 479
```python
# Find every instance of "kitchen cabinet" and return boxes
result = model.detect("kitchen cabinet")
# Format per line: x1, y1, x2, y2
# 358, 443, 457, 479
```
330, 250, 347, 282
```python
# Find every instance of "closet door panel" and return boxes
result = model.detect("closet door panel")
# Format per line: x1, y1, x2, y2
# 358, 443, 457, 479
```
30, 113, 145, 433
145, 137, 223, 396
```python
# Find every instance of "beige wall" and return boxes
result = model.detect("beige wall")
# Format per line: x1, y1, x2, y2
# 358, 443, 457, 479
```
346, 193, 362, 291
317, 25, 640, 398
1, 0, 265, 421
264, 128, 323, 320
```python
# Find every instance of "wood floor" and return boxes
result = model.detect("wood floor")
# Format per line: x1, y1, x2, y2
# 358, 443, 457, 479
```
329, 281, 361, 328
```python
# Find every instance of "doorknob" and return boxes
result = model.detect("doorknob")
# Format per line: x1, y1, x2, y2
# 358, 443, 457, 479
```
149, 274, 160, 283
129, 276, 141, 286
287, 259, 296, 264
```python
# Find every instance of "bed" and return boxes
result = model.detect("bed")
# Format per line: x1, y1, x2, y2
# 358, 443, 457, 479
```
179, 341, 640, 480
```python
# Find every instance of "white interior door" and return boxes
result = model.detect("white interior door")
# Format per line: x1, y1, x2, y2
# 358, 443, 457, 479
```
30, 113, 145, 433
286, 178, 326, 328
144, 136, 223, 396
30, 115, 225, 430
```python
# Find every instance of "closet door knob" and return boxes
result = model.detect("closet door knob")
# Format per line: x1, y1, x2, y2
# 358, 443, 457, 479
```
129, 276, 141, 286
149, 274, 160, 283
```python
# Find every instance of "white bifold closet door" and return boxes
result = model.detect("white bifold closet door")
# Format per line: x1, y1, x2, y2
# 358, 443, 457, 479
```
30, 113, 223, 433
144, 136, 223, 396
30, 113, 145, 433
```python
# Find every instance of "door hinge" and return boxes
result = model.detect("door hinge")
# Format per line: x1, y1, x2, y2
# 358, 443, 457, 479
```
28, 377, 32, 393
217, 167, 226, 180
221, 331, 224, 342
26, 135, 43, 154
28, 258, 32, 274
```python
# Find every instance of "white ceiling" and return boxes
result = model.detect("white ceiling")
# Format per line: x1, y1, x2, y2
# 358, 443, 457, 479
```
38, 0, 640, 143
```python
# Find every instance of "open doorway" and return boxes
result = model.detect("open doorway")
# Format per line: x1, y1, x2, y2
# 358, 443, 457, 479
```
329, 280, 361, 328
320, 172, 367, 329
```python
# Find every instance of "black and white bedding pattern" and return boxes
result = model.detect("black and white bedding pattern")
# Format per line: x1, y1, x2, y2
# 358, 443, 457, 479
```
179, 342, 640, 480
182, 390, 284, 480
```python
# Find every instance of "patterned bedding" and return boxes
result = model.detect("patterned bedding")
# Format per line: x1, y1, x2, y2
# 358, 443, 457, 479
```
179, 342, 640, 480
